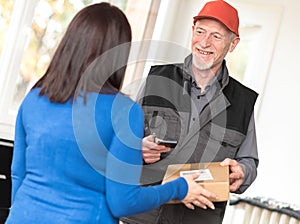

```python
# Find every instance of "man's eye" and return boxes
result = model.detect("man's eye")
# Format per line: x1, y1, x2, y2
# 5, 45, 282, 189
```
213, 34, 222, 40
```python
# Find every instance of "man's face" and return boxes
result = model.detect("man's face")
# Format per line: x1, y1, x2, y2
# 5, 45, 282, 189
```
191, 19, 239, 74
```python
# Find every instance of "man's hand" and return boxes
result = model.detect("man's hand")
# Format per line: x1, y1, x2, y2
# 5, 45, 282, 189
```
142, 135, 171, 164
220, 158, 245, 192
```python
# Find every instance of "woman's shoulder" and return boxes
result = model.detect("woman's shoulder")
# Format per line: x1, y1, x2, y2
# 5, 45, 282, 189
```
21, 88, 41, 105
93, 93, 142, 116
109, 93, 142, 114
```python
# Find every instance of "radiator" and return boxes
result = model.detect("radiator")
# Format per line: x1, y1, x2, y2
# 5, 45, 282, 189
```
224, 196, 300, 224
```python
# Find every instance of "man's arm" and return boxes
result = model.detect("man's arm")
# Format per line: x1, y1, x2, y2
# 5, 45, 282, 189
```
221, 112, 259, 193
142, 135, 171, 164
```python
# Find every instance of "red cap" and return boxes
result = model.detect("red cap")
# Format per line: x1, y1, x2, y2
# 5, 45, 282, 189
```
193, 0, 239, 37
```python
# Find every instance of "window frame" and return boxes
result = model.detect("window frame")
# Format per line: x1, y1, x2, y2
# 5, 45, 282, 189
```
0, 0, 38, 140
0, 0, 160, 140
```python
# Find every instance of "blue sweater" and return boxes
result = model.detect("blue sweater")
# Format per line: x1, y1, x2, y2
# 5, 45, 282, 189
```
6, 88, 188, 224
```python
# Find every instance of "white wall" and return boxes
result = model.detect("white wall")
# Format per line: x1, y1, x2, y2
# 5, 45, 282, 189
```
153, 0, 300, 206
246, 0, 300, 205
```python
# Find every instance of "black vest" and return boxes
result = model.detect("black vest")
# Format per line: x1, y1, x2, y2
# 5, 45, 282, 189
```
142, 64, 257, 136
140, 63, 258, 185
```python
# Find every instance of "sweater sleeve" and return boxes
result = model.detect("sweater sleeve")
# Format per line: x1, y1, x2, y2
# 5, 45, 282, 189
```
105, 99, 188, 218
11, 105, 27, 203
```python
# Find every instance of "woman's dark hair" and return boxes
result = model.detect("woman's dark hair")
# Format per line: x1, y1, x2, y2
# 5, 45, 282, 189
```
33, 2, 132, 103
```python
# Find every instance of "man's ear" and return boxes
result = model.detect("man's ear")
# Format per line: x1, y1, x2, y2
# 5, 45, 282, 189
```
229, 37, 240, 52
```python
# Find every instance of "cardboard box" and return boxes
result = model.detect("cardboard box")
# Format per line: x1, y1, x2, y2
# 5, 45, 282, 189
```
162, 162, 229, 202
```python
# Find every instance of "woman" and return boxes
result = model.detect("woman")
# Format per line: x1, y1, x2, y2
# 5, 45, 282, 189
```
5, 3, 216, 224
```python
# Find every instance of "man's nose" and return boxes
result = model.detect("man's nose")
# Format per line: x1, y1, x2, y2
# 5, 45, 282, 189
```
199, 34, 211, 47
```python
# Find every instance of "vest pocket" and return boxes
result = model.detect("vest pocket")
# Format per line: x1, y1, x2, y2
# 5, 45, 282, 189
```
207, 123, 246, 160
143, 108, 181, 142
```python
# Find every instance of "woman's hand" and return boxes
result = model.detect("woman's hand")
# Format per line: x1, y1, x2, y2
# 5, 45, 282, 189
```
181, 173, 218, 210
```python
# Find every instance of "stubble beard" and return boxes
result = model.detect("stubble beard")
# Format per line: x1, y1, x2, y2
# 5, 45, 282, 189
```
192, 53, 214, 71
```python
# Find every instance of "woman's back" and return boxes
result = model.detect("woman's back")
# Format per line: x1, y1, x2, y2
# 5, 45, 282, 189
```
7, 88, 141, 223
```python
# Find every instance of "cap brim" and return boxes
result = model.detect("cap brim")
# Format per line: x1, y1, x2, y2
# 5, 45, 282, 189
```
193, 15, 238, 36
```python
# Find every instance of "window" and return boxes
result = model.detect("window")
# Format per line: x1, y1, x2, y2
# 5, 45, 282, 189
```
0, 0, 160, 140
226, 1, 283, 118
0, 0, 15, 57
